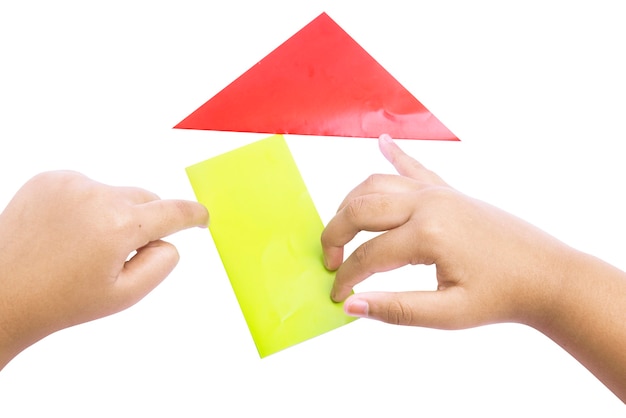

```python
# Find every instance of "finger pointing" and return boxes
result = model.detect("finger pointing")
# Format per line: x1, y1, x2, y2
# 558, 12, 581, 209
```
133, 199, 209, 246
378, 134, 447, 186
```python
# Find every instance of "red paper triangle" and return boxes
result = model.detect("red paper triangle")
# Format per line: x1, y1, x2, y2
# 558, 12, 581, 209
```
175, 12, 458, 141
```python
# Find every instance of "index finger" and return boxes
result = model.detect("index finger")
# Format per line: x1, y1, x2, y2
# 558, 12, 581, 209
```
335, 173, 422, 214
379, 134, 448, 186
133, 199, 209, 245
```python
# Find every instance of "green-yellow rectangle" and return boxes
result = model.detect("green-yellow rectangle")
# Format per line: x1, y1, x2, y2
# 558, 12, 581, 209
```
186, 134, 356, 357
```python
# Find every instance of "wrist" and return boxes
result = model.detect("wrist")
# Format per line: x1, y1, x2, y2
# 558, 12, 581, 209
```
512, 243, 579, 331
525, 248, 626, 400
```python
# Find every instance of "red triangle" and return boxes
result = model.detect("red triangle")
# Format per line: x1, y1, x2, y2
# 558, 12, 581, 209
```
175, 12, 458, 141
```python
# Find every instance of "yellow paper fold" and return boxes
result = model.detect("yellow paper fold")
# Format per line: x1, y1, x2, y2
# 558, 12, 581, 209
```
186, 134, 356, 357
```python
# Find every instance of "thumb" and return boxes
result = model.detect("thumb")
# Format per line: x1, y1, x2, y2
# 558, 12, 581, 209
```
343, 290, 471, 330
114, 240, 180, 310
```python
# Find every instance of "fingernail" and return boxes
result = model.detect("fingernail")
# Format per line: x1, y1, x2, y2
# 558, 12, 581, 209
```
378, 134, 394, 162
344, 298, 369, 318
379, 133, 392, 143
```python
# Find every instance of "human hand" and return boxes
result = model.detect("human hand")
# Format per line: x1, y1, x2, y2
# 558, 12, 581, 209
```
322, 134, 575, 330
0, 171, 208, 367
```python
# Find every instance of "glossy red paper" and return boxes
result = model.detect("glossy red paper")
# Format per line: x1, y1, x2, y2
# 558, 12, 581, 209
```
175, 12, 458, 141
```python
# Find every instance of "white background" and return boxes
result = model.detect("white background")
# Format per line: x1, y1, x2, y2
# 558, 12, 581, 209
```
1, 1, 625, 416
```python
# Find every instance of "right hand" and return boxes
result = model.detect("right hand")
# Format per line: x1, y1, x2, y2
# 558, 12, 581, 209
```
321, 134, 574, 330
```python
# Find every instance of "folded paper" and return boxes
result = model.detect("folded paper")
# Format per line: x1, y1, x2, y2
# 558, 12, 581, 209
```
186, 134, 357, 357
176, 12, 458, 141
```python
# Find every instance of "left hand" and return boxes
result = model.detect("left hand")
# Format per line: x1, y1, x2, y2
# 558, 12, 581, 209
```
0, 171, 208, 367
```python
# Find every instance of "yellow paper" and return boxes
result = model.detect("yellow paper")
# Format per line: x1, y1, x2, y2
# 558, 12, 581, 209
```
186, 134, 356, 357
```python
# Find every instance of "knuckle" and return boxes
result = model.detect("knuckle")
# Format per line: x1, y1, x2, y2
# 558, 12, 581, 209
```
169, 199, 192, 220
383, 299, 413, 325
345, 193, 392, 221
352, 240, 372, 268
27, 170, 85, 196
363, 173, 384, 188
345, 196, 366, 221
418, 216, 444, 248
107, 209, 136, 235
413, 188, 456, 247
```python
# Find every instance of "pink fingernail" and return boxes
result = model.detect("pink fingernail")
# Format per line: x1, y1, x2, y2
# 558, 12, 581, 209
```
344, 298, 369, 318
378, 134, 394, 161
379, 133, 392, 143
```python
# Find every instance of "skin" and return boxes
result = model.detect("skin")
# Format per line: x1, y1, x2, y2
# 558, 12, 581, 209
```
1, 146, 624, 403
0, 171, 208, 370
322, 134, 626, 402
